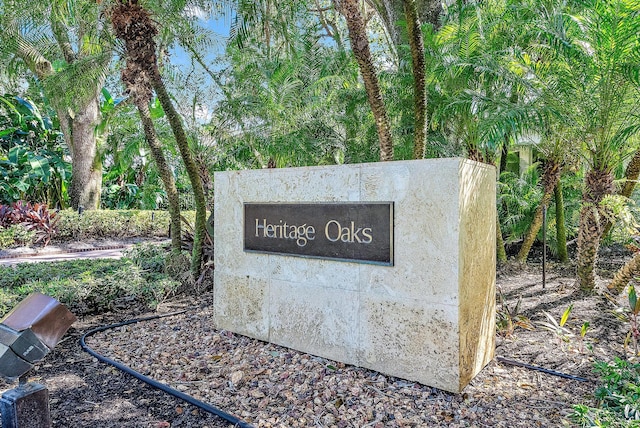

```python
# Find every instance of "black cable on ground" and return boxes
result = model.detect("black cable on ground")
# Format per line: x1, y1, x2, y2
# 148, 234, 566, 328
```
80, 311, 254, 428
496, 356, 591, 382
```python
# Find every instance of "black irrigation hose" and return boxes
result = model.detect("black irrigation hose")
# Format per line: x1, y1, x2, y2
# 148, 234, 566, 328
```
79, 311, 254, 428
496, 356, 591, 382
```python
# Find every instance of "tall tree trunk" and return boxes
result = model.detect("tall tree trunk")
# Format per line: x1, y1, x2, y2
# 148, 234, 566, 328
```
577, 169, 615, 291
68, 97, 102, 210
337, 0, 394, 161
516, 161, 560, 263
404, 0, 427, 160
499, 138, 509, 174
554, 180, 568, 263
374, 0, 443, 49
110, 0, 206, 277
496, 210, 507, 263
13, 30, 103, 211
151, 75, 207, 278
602, 148, 640, 238
136, 101, 182, 254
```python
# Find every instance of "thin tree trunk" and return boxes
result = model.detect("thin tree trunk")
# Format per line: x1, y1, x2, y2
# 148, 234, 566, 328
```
338, 0, 394, 161
554, 180, 568, 263
577, 169, 615, 291
499, 138, 508, 174
151, 75, 207, 278
517, 161, 560, 263
136, 101, 182, 254
608, 251, 640, 294
619, 149, 640, 199
68, 96, 102, 210
602, 148, 640, 238
496, 210, 507, 263
404, 0, 427, 160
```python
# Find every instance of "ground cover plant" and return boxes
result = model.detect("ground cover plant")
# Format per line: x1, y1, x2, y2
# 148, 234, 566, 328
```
0, 249, 180, 316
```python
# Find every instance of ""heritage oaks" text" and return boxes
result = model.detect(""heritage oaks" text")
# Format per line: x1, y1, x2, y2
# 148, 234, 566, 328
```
254, 218, 373, 247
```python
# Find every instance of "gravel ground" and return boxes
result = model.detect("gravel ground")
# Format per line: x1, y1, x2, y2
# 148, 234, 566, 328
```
79, 267, 627, 428
0, 252, 631, 427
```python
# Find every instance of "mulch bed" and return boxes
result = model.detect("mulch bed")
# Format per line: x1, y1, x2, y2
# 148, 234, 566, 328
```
0, 258, 634, 427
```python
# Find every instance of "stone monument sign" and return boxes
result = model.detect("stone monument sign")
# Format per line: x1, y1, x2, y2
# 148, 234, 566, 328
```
213, 158, 496, 393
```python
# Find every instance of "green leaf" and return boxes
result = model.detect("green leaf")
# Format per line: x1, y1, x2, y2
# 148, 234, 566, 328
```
560, 304, 573, 327
27, 155, 50, 181
581, 322, 589, 338
149, 98, 165, 119
0, 128, 18, 137
7, 146, 26, 165
14, 180, 29, 192
630, 285, 640, 315
14, 96, 44, 129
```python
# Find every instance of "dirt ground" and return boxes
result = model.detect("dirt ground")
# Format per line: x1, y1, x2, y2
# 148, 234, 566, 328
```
0, 248, 635, 427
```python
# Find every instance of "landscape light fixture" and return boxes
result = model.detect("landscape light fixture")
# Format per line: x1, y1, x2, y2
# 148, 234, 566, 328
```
0, 293, 77, 428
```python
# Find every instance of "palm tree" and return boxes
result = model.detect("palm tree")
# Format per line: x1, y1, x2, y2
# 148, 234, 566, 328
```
0, 0, 112, 210
109, 0, 207, 276
514, 116, 579, 263
116, 74, 182, 253
527, 0, 640, 291
601, 148, 640, 239
404, 0, 427, 159
336, 0, 394, 161
430, 0, 552, 167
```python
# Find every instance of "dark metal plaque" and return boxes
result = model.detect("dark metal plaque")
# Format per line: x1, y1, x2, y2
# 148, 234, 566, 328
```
244, 202, 393, 265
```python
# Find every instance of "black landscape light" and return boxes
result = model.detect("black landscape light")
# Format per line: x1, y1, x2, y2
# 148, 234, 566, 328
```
0, 293, 76, 428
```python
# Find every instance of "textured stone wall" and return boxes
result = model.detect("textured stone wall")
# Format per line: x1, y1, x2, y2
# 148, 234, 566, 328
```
213, 158, 496, 393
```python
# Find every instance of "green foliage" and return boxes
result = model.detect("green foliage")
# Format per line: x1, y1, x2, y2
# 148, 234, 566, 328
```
207, 21, 378, 169
0, 225, 35, 248
497, 167, 541, 245
601, 195, 640, 246
100, 95, 175, 210
55, 209, 171, 240
0, 227, 14, 248
0, 257, 179, 316
571, 358, 640, 427
496, 288, 533, 337
123, 242, 167, 271
0, 95, 70, 207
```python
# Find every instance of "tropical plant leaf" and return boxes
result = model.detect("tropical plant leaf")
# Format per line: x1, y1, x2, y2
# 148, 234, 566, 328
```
560, 304, 573, 327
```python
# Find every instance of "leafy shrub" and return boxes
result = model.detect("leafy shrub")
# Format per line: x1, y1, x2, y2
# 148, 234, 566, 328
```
0, 95, 70, 208
571, 358, 640, 427
0, 258, 180, 316
123, 242, 169, 274
497, 167, 542, 245
0, 227, 15, 248
0, 201, 58, 246
55, 209, 196, 240
0, 225, 36, 249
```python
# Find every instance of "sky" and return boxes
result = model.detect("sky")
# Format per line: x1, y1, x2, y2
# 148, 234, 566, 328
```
168, 11, 234, 121
170, 14, 231, 68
